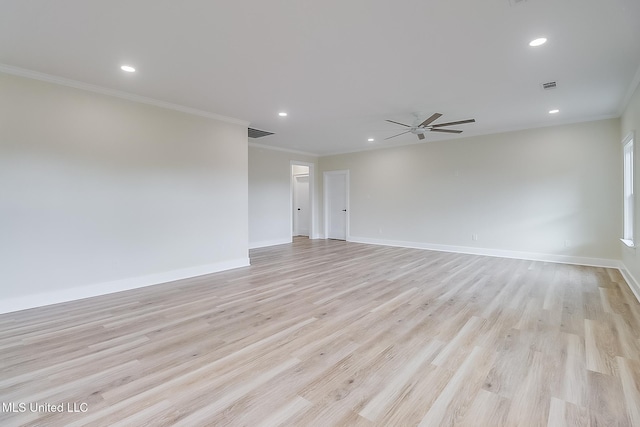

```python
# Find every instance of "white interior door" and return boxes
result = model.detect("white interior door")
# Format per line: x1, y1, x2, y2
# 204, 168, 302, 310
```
325, 171, 348, 240
293, 175, 310, 236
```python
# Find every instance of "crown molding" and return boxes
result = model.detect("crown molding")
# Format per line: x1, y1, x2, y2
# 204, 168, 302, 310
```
319, 114, 620, 157
0, 63, 250, 127
248, 141, 318, 157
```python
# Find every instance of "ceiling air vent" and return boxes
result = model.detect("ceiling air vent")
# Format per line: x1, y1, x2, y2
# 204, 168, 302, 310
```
542, 81, 557, 90
248, 128, 274, 139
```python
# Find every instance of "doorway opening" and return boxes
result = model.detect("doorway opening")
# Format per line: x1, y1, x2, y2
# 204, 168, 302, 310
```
291, 161, 315, 240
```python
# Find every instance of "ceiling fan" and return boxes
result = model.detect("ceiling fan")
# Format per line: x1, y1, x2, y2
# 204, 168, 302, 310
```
385, 113, 475, 141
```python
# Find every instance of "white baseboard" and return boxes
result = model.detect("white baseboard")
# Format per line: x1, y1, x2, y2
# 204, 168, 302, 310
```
0, 258, 250, 315
347, 236, 621, 268
249, 238, 292, 249
619, 266, 640, 303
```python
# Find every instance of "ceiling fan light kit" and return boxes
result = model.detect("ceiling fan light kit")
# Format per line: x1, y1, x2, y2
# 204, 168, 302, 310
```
384, 113, 476, 141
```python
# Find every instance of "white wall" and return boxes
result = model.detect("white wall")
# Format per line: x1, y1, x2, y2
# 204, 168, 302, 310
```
248, 145, 317, 248
621, 80, 640, 298
0, 73, 249, 312
319, 119, 621, 265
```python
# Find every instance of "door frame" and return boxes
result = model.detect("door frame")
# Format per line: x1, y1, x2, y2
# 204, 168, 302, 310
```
323, 170, 350, 240
290, 161, 316, 239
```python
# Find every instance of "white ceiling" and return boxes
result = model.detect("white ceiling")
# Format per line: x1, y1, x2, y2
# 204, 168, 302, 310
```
1, 0, 640, 155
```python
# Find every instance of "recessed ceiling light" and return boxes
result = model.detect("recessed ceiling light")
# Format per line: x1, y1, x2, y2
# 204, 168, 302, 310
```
278, 112, 288, 117
549, 109, 560, 114
120, 65, 136, 72
529, 38, 547, 47
368, 138, 375, 142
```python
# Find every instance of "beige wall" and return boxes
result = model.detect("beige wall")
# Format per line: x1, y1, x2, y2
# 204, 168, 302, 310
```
0, 73, 248, 308
320, 119, 621, 263
248, 145, 317, 247
621, 81, 640, 293
2, 70, 631, 310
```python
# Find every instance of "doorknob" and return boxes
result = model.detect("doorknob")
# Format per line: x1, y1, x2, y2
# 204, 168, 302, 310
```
297, 208, 301, 211
342, 209, 347, 212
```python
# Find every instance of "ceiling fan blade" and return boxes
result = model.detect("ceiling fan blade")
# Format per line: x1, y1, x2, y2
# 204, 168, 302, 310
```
417, 133, 425, 140
419, 113, 443, 128
430, 128, 463, 134
430, 119, 476, 128
385, 120, 412, 128
384, 130, 411, 140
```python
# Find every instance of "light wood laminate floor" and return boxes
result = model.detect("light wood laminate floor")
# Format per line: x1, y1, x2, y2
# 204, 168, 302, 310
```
2, 238, 640, 426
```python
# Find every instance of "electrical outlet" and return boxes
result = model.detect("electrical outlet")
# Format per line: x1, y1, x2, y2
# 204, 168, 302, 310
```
472, 234, 478, 241
564, 240, 571, 247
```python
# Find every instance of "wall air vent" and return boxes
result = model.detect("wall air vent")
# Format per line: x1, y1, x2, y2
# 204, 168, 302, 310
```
542, 81, 557, 90
248, 128, 274, 139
